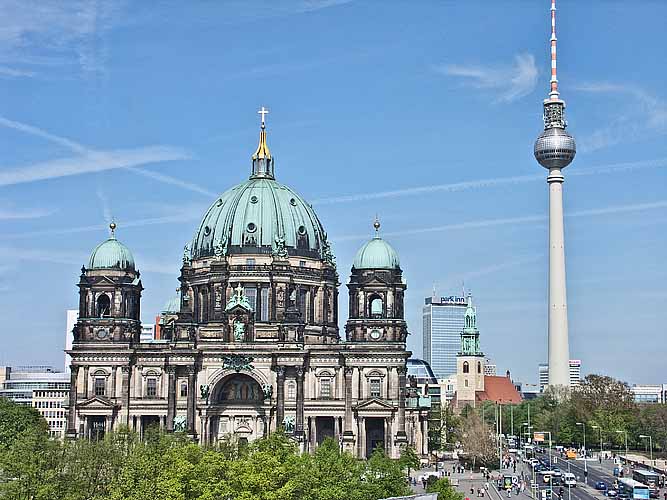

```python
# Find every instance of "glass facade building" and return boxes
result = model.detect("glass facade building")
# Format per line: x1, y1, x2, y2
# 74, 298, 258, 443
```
422, 295, 468, 378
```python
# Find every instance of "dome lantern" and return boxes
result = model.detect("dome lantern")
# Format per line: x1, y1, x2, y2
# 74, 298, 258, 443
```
352, 219, 401, 270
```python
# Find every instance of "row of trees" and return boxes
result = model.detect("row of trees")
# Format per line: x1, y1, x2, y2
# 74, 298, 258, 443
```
0, 398, 464, 500
430, 374, 667, 461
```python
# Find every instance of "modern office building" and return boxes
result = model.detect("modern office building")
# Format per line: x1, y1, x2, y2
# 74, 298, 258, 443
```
631, 384, 667, 404
33, 388, 69, 439
422, 293, 468, 378
438, 376, 457, 405
538, 359, 581, 392
0, 365, 70, 438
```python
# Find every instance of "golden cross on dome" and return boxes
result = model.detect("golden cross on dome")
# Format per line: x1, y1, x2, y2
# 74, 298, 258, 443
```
257, 106, 269, 128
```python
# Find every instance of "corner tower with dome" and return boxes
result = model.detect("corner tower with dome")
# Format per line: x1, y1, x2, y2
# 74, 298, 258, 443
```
65, 111, 428, 459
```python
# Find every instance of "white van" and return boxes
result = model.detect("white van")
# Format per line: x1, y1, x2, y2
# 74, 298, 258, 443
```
563, 473, 576, 487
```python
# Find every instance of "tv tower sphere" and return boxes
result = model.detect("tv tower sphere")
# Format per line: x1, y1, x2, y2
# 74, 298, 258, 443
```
534, 123, 576, 170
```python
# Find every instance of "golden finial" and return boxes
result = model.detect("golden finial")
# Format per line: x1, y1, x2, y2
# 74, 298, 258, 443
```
252, 106, 271, 160
109, 220, 117, 238
373, 216, 381, 236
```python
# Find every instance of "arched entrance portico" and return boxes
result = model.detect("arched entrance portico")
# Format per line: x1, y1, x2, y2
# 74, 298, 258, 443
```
204, 372, 270, 445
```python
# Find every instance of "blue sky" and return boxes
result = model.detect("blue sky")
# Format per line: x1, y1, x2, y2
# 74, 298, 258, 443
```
0, 0, 665, 386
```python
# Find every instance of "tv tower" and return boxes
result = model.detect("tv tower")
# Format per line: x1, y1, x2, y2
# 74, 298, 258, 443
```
534, 0, 576, 388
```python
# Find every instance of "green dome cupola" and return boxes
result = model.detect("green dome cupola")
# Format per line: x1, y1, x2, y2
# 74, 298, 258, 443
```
88, 222, 136, 272
189, 110, 334, 263
352, 219, 401, 270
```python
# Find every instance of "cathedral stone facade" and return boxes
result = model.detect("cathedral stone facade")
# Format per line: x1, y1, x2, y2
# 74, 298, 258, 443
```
65, 116, 429, 458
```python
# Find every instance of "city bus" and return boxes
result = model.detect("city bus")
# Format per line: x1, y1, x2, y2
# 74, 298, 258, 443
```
632, 470, 660, 498
618, 478, 650, 500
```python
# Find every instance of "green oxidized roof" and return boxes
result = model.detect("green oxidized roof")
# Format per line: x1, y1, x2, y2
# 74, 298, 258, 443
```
352, 221, 400, 270
162, 296, 180, 313
189, 123, 333, 262
88, 224, 135, 271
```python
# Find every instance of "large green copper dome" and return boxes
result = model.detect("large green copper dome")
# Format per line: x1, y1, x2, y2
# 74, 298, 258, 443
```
353, 221, 400, 270
88, 223, 136, 271
189, 123, 332, 261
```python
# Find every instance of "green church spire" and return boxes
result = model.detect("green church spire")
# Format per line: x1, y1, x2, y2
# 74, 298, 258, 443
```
459, 293, 483, 356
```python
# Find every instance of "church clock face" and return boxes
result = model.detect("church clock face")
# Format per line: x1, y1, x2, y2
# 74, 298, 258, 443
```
369, 329, 382, 340
96, 328, 109, 340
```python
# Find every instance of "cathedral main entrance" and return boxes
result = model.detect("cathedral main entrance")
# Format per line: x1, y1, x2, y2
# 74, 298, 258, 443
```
207, 373, 268, 444
365, 418, 385, 458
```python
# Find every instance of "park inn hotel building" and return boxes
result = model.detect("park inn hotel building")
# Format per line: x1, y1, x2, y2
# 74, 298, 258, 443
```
65, 116, 430, 459
422, 294, 468, 378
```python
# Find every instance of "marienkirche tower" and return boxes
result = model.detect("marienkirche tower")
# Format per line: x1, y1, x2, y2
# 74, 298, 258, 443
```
534, 0, 576, 388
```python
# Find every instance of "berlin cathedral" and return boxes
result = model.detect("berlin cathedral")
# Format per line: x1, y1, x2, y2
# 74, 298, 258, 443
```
65, 111, 429, 459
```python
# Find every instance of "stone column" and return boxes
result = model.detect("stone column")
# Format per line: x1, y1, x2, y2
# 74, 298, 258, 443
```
120, 365, 131, 426
295, 367, 305, 437
111, 366, 118, 399
395, 366, 407, 444
342, 367, 355, 447
334, 415, 340, 441
82, 366, 89, 398
166, 366, 176, 432
66, 365, 79, 438
186, 366, 197, 437
275, 366, 286, 427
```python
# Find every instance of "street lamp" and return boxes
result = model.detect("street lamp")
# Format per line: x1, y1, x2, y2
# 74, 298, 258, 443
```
639, 435, 654, 467
591, 424, 603, 458
536, 431, 554, 500
616, 430, 628, 463
576, 422, 588, 484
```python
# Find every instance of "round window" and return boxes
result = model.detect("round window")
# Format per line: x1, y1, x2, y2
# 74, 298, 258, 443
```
290, 198, 297, 206
247, 223, 257, 233
250, 195, 258, 204
216, 198, 223, 206
298, 225, 307, 235
204, 225, 211, 236
370, 329, 382, 340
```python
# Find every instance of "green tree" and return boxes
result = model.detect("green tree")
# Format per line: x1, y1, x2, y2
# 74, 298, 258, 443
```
398, 445, 420, 477
426, 477, 465, 500
0, 397, 48, 449
360, 447, 412, 500
459, 412, 497, 470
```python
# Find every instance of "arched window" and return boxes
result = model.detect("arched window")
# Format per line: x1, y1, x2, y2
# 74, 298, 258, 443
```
370, 296, 383, 317
180, 382, 188, 398
463, 361, 469, 374
477, 361, 482, 374
219, 375, 262, 402
287, 381, 296, 401
96, 294, 111, 318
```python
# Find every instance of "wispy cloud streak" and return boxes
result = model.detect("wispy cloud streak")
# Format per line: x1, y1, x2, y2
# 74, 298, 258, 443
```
333, 199, 667, 242
0, 115, 208, 194
313, 158, 667, 205
575, 82, 667, 152
435, 53, 538, 103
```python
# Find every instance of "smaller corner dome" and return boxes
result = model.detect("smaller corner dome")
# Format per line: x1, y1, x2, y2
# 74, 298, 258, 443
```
88, 224, 136, 271
353, 235, 400, 270
162, 296, 180, 313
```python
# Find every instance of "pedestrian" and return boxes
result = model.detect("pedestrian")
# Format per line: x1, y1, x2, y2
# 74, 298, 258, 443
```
471, 486, 475, 496
662, 491, 666, 500
507, 488, 512, 498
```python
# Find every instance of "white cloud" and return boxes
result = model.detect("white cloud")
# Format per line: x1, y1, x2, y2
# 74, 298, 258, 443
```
0, 206, 55, 220
0, 115, 210, 195
0, 0, 123, 76
575, 82, 667, 152
435, 53, 538, 103
0, 147, 190, 187
313, 157, 667, 205
333, 199, 667, 242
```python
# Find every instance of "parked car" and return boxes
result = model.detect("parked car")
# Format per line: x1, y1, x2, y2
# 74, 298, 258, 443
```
563, 473, 577, 487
